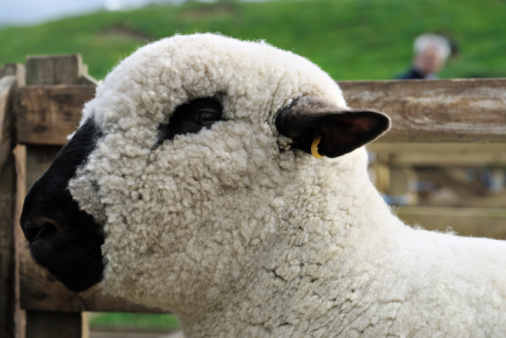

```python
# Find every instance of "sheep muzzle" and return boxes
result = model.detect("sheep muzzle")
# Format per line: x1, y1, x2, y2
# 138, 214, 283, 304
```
19, 118, 105, 292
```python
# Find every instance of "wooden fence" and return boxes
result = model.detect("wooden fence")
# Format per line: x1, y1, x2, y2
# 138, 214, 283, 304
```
1, 55, 505, 338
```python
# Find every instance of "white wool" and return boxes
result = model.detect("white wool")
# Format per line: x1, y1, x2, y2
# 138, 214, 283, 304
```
69, 34, 506, 337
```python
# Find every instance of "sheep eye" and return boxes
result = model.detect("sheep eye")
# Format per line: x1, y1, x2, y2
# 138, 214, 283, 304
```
195, 110, 221, 126
155, 97, 223, 147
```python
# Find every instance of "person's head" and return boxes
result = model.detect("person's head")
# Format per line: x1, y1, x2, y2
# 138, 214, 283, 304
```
413, 34, 451, 78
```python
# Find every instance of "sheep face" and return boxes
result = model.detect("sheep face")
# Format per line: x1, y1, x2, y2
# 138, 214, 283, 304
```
20, 34, 389, 312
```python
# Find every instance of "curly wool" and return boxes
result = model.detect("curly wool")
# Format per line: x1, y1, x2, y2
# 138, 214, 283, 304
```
69, 34, 506, 337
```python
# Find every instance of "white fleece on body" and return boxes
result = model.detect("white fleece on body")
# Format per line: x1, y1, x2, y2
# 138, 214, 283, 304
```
68, 33, 506, 337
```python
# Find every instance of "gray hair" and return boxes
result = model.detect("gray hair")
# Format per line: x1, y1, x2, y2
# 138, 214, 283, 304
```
413, 34, 451, 59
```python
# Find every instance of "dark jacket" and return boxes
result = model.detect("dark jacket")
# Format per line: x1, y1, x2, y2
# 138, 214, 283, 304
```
395, 67, 427, 79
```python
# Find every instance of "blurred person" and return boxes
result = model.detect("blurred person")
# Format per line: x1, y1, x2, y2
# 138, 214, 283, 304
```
396, 34, 451, 79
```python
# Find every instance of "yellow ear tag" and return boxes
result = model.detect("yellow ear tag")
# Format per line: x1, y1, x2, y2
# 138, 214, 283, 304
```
311, 136, 325, 159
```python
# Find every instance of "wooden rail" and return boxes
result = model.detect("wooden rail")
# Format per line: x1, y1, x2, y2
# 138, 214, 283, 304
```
340, 79, 506, 142
7, 75, 506, 148
0, 54, 505, 337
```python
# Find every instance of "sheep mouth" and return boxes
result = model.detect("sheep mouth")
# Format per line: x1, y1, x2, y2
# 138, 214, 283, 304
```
20, 177, 106, 292
28, 228, 105, 292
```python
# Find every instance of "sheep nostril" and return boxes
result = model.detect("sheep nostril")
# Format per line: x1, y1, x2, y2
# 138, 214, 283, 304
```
25, 217, 63, 243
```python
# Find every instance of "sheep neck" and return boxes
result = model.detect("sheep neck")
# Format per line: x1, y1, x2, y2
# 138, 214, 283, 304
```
177, 150, 402, 336
177, 152, 506, 337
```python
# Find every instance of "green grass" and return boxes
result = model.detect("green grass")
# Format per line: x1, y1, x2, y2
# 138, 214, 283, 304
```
1, 0, 505, 80
89, 312, 180, 330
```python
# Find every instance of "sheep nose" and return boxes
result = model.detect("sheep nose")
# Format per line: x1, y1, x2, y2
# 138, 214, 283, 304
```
23, 217, 63, 243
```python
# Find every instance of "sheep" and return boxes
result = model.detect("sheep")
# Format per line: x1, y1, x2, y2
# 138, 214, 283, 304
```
20, 33, 506, 337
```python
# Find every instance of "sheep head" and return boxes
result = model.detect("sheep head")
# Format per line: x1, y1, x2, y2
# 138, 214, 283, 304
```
20, 34, 389, 313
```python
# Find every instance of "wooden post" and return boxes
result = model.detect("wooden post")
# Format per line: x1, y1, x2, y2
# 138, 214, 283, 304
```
19, 55, 90, 338
0, 70, 25, 338
0, 76, 18, 169
15, 85, 95, 145
0, 145, 19, 338
12, 145, 27, 338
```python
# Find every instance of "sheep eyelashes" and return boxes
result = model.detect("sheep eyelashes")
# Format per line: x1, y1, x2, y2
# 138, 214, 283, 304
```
20, 34, 506, 337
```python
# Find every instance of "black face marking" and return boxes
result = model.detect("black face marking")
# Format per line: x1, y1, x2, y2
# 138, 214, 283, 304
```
155, 97, 223, 148
20, 118, 105, 292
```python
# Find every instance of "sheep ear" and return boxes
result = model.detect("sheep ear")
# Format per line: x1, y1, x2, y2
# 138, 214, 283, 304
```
276, 96, 390, 158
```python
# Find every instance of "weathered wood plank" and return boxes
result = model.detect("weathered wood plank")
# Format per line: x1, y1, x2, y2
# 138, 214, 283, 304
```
25, 55, 85, 85
398, 206, 506, 240
0, 76, 17, 168
0, 153, 17, 337
0, 75, 21, 338
13, 79, 506, 145
340, 78, 506, 142
369, 143, 506, 166
13, 145, 27, 338
16, 85, 95, 145
0, 148, 27, 338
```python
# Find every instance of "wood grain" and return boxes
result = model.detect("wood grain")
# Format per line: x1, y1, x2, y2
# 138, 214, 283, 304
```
16, 85, 95, 145
13, 79, 506, 146
0, 75, 20, 338
340, 78, 506, 142
0, 148, 18, 337
0, 76, 17, 167
13, 145, 27, 338
25, 55, 84, 85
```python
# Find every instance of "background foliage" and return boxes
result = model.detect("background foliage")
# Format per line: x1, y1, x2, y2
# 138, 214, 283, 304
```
1, 0, 505, 80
